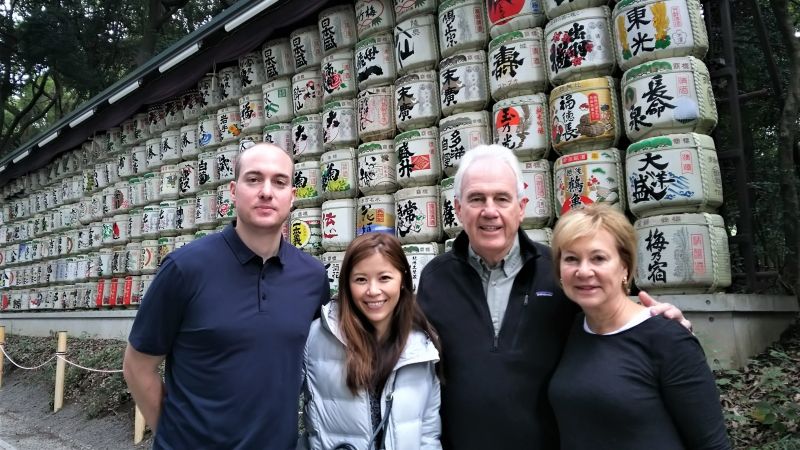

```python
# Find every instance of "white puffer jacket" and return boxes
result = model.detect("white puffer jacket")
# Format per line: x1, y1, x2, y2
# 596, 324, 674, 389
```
298, 301, 442, 450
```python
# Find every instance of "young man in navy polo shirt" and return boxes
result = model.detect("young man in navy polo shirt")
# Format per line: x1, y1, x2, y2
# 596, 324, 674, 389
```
123, 143, 329, 449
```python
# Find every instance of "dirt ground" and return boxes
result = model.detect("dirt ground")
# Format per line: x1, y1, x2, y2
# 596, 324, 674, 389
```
0, 370, 153, 450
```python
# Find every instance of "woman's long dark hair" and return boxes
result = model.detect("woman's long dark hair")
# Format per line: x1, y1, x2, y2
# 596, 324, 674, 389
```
337, 232, 442, 394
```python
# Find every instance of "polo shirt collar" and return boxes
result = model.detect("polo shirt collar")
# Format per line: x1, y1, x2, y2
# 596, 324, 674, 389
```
222, 220, 288, 265
467, 235, 521, 276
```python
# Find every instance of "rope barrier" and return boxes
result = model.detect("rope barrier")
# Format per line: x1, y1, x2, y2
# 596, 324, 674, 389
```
55, 353, 123, 374
0, 344, 122, 374
0, 343, 57, 370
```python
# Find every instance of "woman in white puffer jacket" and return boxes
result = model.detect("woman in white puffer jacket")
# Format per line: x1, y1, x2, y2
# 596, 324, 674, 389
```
298, 233, 442, 450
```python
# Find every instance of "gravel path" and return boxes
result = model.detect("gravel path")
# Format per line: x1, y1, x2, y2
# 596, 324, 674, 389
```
0, 371, 152, 450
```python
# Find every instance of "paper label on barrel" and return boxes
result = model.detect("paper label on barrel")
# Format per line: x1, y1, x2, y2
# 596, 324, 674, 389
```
321, 161, 353, 193
358, 90, 393, 136
551, 85, 615, 151
322, 58, 353, 98
395, 16, 437, 73
323, 107, 356, 146
356, 37, 395, 87
293, 77, 323, 114
290, 219, 322, 251
488, 0, 542, 26
489, 31, 545, 96
615, 0, 695, 65
294, 167, 320, 201
439, 1, 486, 54
494, 102, 547, 157
555, 151, 621, 215
396, 78, 438, 127
357, 203, 396, 235
547, 14, 613, 80
263, 85, 292, 122
637, 224, 713, 286
623, 68, 700, 139
440, 59, 488, 114
396, 198, 438, 238
263, 41, 292, 80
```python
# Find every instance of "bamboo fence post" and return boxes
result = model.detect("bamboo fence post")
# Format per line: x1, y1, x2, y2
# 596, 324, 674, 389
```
134, 405, 146, 444
53, 331, 67, 412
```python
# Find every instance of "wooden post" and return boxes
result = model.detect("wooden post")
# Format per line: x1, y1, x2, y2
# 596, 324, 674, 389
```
134, 405, 146, 444
53, 331, 67, 412
0, 326, 5, 389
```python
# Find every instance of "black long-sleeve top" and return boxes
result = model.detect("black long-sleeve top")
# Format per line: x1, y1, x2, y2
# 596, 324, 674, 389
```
548, 314, 731, 450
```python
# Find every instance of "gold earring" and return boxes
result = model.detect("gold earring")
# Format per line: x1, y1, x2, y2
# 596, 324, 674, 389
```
622, 276, 629, 293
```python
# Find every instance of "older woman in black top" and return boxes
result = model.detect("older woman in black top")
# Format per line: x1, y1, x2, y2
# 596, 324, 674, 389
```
548, 205, 730, 450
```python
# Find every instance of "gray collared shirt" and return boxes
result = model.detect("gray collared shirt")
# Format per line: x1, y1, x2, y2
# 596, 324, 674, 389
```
468, 235, 523, 335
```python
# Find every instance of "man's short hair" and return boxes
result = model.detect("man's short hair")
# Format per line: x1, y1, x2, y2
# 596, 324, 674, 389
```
233, 143, 292, 180
453, 144, 526, 200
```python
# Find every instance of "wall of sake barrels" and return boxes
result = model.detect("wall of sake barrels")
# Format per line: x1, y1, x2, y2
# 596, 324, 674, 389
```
0, 0, 728, 313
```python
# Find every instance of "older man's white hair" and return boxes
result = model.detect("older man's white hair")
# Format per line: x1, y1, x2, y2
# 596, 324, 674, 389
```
453, 144, 526, 200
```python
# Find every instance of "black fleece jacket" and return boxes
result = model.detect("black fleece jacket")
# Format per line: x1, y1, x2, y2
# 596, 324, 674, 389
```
417, 229, 579, 450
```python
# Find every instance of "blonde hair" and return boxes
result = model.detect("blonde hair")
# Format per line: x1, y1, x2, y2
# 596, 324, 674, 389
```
551, 205, 637, 288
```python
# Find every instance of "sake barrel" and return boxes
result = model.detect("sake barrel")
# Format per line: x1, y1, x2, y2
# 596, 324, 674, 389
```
520, 159, 553, 228
549, 77, 621, 154
395, 185, 441, 243
439, 51, 490, 117
626, 133, 722, 218
262, 78, 295, 125
117, 149, 134, 180
175, 197, 197, 233
197, 151, 219, 189
163, 97, 183, 130
438, 0, 488, 58
129, 208, 144, 241
544, 7, 615, 86
239, 51, 267, 94
395, 0, 437, 21
355, 32, 397, 90
321, 50, 357, 101
198, 73, 222, 113
321, 148, 358, 200
131, 145, 147, 176
157, 236, 176, 266
612, 0, 708, 71
523, 226, 552, 246
197, 114, 223, 150
174, 234, 194, 251
263, 123, 293, 154
395, 14, 440, 75
321, 251, 345, 298
553, 148, 625, 217
261, 38, 294, 82
358, 140, 399, 195
113, 181, 131, 212
543, 0, 607, 20
493, 94, 549, 161
123, 275, 143, 307
126, 242, 141, 275
322, 100, 359, 149
321, 199, 357, 251
634, 213, 730, 294
107, 127, 123, 155
143, 172, 162, 204
290, 25, 324, 72
292, 114, 325, 161
396, 71, 441, 131
178, 159, 199, 197
239, 134, 263, 152
395, 127, 441, 187
488, 28, 547, 100
294, 160, 323, 208
159, 164, 180, 200
239, 93, 266, 134
290, 208, 323, 255
147, 105, 167, 137
487, 0, 546, 37
402, 242, 439, 291
621, 57, 717, 142
218, 66, 243, 106
141, 204, 160, 238
292, 70, 324, 116
129, 178, 146, 208
357, 85, 396, 142
94, 161, 110, 191
194, 189, 218, 229
357, 194, 396, 236
121, 119, 136, 147
158, 200, 178, 236
356, 0, 394, 39
216, 184, 235, 222
439, 177, 463, 237
319, 4, 358, 55
217, 105, 242, 144
440, 111, 490, 176
216, 144, 237, 184
182, 89, 203, 124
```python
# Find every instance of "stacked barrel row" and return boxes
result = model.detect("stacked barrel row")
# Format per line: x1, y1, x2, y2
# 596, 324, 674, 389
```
0, 0, 729, 313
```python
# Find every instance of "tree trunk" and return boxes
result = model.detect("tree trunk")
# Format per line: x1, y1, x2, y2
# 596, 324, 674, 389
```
769, 0, 800, 295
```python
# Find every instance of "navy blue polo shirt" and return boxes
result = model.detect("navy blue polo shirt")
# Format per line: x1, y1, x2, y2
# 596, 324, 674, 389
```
129, 223, 329, 450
